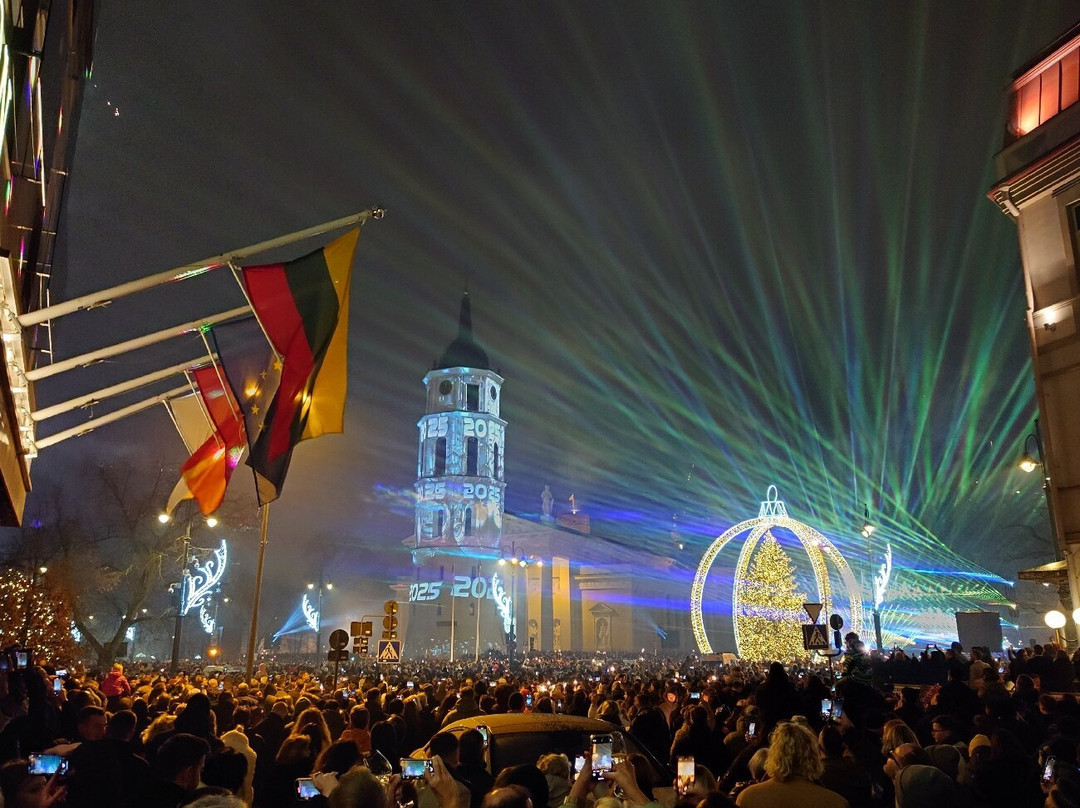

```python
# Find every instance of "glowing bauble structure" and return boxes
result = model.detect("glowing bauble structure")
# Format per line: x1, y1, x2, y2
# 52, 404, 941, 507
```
690, 486, 863, 658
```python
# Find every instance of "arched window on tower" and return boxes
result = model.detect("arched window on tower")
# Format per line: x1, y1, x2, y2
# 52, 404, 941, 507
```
435, 437, 447, 475
466, 437, 478, 476
493, 442, 500, 479
436, 509, 445, 539
464, 507, 474, 537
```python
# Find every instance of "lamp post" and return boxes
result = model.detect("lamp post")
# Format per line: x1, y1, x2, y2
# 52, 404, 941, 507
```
1020, 418, 1075, 644
161, 507, 220, 673
498, 542, 540, 663
307, 574, 333, 660
860, 506, 884, 652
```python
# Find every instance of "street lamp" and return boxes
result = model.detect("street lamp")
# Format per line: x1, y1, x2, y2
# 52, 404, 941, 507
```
498, 542, 540, 662
1018, 418, 1073, 641
1046, 609, 1067, 646
160, 507, 223, 672
859, 505, 885, 652
307, 574, 332, 660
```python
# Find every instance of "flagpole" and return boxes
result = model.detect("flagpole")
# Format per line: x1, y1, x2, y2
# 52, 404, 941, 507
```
25, 305, 251, 382
475, 562, 483, 663
449, 562, 456, 662
31, 357, 214, 422
18, 209, 384, 328
35, 384, 191, 449
245, 503, 270, 682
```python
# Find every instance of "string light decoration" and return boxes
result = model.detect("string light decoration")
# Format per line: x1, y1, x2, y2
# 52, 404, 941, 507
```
690, 486, 864, 657
735, 532, 808, 661
0, 568, 76, 661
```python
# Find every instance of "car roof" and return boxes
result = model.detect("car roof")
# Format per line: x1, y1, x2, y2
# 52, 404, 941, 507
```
443, 713, 623, 734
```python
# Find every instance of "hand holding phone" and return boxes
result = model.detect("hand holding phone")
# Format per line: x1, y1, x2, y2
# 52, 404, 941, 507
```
590, 735, 613, 779
401, 758, 434, 780
296, 777, 320, 799
28, 755, 68, 776
676, 756, 695, 795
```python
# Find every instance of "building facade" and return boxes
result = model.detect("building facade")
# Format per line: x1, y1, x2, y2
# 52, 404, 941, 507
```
0, 1, 95, 524
989, 23, 1080, 615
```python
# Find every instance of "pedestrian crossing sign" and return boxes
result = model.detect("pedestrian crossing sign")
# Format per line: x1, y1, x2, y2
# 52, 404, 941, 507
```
377, 640, 402, 663
802, 623, 829, 651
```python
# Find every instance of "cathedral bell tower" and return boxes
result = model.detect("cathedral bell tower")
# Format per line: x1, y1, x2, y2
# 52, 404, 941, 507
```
414, 292, 505, 548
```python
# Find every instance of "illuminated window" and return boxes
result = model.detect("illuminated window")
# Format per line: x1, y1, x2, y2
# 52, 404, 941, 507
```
467, 384, 479, 412
435, 438, 446, 475
464, 507, 474, 536
467, 437, 478, 476
1009, 45, 1080, 141
493, 442, 500, 479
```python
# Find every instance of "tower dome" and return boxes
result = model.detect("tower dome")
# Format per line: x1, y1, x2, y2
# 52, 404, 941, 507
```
434, 291, 489, 370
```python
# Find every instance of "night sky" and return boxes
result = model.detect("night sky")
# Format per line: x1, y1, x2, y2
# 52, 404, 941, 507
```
27, 3, 1080, 648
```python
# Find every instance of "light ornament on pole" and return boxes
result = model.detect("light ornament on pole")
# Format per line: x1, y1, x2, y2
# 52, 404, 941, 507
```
689, 485, 864, 658
491, 572, 513, 635
873, 545, 893, 611
302, 593, 320, 633
182, 540, 228, 616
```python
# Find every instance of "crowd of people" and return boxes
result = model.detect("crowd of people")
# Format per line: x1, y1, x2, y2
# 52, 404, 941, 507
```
0, 633, 1078, 808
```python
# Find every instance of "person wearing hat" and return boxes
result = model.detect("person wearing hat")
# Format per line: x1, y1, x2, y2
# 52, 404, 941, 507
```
894, 764, 954, 807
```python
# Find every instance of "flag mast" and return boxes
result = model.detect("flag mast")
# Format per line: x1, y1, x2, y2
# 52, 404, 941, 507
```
246, 503, 270, 682
18, 209, 384, 328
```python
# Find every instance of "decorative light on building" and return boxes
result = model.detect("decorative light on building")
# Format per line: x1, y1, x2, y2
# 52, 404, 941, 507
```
302, 593, 319, 632
182, 540, 227, 615
71, 622, 81, 643
125, 625, 136, 642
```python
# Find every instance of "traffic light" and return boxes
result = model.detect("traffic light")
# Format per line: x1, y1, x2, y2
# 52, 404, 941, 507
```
382, 615, 398, 640
381, 600, 399, 640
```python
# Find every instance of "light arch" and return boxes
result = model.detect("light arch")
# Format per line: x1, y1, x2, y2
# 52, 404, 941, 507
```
690, 487, 863, 656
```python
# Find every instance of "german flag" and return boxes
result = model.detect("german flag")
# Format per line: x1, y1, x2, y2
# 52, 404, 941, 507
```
237, 228, 359, 503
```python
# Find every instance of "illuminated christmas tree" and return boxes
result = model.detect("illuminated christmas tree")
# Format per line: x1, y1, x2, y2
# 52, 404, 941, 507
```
0, 568, 76, 663
735, 531, 808, 661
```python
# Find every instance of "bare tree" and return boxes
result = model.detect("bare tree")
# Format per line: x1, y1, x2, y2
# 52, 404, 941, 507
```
49, 462, 183, 669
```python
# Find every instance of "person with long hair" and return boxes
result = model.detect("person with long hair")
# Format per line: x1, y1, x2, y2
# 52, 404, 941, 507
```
734, 722, 847, 807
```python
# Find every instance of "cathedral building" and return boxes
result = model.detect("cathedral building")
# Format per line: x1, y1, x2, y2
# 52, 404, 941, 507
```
396, 293, 691, 658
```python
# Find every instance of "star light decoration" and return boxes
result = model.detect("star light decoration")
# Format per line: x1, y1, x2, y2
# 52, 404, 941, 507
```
690, 486, 863, 659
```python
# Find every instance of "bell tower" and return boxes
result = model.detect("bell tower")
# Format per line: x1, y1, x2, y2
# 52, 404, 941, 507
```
414, 292, 506, 547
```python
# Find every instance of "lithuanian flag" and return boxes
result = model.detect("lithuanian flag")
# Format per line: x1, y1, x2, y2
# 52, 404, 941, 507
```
237, 228, 359, 503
